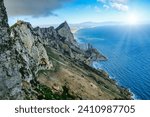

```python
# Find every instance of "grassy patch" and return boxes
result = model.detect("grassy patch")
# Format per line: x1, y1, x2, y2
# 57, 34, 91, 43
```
45, 46, 60, 60
35, 83, 75, 100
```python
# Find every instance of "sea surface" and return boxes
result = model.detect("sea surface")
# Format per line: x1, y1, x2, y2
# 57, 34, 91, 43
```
75, 24, 150, 100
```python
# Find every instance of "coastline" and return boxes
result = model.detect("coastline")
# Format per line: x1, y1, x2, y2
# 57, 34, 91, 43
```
95, 62, 134, 100
71, 28, 79, 34
97, 61, 134, 99
73, 30, 133, 100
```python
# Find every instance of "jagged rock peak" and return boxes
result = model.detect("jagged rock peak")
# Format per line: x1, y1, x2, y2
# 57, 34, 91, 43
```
11, 20, 33, 30
56, 21, 76, 44
16, 20, 29, 25
56, 21, 70, 31
34, 26, 57, 38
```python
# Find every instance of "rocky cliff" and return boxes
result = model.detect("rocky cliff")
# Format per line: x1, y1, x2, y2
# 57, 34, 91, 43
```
0, 0, 23, 99
34, 22, 106, 65
0, 0, 131, 100
0, 0, 52, 99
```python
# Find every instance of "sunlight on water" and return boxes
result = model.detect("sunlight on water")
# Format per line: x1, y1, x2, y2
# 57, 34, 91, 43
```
76, 24, 150, 100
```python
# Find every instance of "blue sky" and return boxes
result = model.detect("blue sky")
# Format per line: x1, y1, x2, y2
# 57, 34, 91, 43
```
5, 0, 150, 26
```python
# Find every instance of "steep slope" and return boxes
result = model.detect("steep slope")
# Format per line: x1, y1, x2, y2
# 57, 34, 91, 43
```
37, 47, 131, 99
0, 0, 132, 100
34, 22, 131, 99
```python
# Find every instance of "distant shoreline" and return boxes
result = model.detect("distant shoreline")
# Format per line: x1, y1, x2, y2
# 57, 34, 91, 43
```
71, 27, 79, 34
74, 29, 132, 100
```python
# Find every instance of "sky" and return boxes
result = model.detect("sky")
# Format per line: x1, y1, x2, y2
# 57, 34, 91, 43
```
4, 0, 150, 26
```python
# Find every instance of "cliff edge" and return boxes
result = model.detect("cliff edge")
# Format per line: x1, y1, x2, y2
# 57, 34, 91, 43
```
0, 0, 132, 100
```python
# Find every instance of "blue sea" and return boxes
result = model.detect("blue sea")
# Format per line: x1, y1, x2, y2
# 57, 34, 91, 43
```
75, 24, 150, 100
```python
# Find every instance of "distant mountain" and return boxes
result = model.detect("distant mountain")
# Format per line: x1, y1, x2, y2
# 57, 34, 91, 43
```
70, 21, 123, 33
33, 21, 121, 33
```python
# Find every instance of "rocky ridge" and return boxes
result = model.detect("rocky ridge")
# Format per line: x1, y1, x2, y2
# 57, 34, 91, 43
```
0, 0, 131, 100
34, 21, 107, 65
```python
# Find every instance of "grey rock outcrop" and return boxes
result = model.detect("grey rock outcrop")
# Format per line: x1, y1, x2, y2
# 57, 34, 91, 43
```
56, 21, 76, 45
0, 0, 9, 45
34, 26, 59, 46
0, 0, 23, 99
34, 22, 107, 65
84, 44, 107, 64
11, 21, 53, 72
0, 0, 53, 99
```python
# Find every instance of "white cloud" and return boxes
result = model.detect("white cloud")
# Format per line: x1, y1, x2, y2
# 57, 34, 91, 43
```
111, 3, 129, 11
4, 0, 72, 17
103, 5, 110, 10
98, 0, 128, 4
97, 0, 129, 12
110, 0, 128, 4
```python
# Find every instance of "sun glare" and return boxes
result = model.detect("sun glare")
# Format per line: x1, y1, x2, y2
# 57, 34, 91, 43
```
126, 14, 139, 25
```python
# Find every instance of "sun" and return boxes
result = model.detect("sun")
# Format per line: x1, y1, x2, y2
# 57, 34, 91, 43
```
126, 14, 139, 25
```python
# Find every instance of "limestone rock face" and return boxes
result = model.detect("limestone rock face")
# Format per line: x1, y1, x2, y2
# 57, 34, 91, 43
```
0, 0, 9, 45
34, 26, 59, 45
11, 21, 53, 72
0, 0, 23, 99
56, 21, 76, 44
34, 22, 107, 65
0, 0, 53, 99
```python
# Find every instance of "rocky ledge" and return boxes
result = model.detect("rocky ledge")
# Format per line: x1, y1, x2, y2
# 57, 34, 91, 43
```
0, 0, 132, 100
